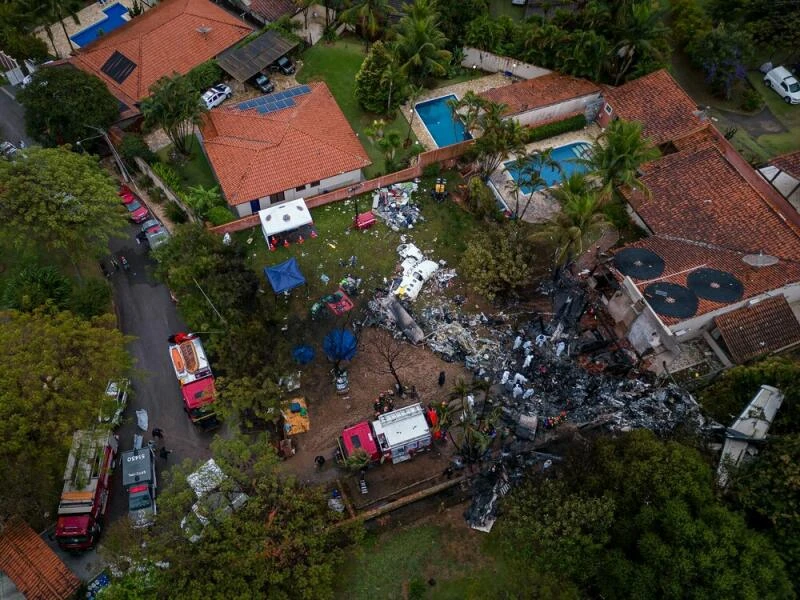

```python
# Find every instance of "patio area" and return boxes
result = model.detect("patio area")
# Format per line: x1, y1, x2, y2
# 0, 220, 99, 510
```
35, 0, 152, 58
401, 73, 512, 150
488, 123, 601, 223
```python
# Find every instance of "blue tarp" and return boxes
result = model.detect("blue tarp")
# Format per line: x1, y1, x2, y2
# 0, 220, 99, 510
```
292, 345, 315, 365
323, 329, 357, 362
264, 257, 305, 294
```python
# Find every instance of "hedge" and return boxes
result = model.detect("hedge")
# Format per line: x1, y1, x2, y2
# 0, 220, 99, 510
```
523, 114, 587, 144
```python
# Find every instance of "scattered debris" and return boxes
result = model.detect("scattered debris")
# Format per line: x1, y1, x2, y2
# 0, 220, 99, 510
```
372, 182, 422, 231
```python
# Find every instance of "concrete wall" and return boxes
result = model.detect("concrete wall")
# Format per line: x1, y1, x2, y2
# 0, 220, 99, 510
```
133, 157, 198, 223
233, 169, 364, 217
461, 47, 550, 80
512, 94, 602, 127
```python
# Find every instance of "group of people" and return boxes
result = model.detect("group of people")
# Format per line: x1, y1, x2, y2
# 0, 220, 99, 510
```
151, 427, 172, 460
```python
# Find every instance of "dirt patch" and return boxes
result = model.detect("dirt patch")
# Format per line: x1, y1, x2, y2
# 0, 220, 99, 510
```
280, 327, 472, 488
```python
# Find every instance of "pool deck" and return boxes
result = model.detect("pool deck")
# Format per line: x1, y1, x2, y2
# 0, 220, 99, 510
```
488, 123, 602, 224
35, 0, 151, 59
401, 73, 512, 150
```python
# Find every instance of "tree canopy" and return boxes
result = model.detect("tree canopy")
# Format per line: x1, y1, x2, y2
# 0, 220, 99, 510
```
0, 147, 126, 270
497, 430, 794, 599
100, 435, 361, 599
0, 309, 130, 525
17, 67, 120, 147
354, 41, 408, 114
461, 223, 533, 301
141, 74, 206, 156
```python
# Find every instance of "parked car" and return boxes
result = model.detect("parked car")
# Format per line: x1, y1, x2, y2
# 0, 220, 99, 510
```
121, 445, 157, 528
102, 379, 129, 429
125, 199, 149, 223
1, 141, 18, 159
271, 56, 295, 75
764, 66, 800, 104
249, 73, 274, 94
202, 84, 232, 110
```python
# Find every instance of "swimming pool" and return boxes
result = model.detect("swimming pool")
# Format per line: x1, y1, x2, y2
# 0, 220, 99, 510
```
70, 3, 129, 47
504, 141, 592, 194
415, 95, 472, 148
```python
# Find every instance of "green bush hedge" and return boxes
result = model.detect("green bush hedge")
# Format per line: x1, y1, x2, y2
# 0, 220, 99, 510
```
207, 206, 235, 226
522, 114, 587, 144
165, 201, 188, 224
186, 60, 224, 93
119, 133, 156, 165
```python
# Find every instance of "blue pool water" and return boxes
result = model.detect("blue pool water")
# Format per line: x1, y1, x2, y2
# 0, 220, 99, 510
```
504, 142, 592, 194
415, 95, 472, 148
70, 3, 129, 47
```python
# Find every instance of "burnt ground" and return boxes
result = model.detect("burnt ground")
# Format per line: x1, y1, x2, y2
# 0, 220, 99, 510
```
279, 328, 471, 500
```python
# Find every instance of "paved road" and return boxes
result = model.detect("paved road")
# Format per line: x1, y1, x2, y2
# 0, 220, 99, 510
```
0, 85, 33, 147
106, 223, 214, 523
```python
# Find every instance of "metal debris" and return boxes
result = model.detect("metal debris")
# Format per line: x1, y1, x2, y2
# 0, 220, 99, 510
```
372, 182, 422, 231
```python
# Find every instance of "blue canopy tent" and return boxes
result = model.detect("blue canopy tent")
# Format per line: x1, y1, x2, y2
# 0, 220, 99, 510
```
264, 257, 307, 297
323, 329, 358, 362
292, 345, 315, 365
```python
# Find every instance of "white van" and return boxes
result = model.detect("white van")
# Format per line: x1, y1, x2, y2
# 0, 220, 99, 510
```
764, 66, 800, 104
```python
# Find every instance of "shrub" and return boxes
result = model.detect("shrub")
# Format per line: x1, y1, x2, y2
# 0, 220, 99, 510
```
69, 279, 112, 319
119, 134, 156, 165
207, 206, 235, 226
522, 114, 587, 144
148, 187, 165, 204
2, 265, 72, 311
739, 86, 762, 112
422, 162, 441, 178
185, 61, 223, 93
151, 162, 183, 193
165, 201, 189, 224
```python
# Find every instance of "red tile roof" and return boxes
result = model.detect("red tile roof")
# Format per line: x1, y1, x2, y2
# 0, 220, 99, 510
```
70, 0, 251, 106
772, 150, 800, 181
479, 72, 600, 117
0, 518, 80, 600
715, 296, 800, 363
201, 82, 371, 205
602, 69, 705, 146
625, 135, 800, 263
619, 236, 800, 325
248, 0, 297, 22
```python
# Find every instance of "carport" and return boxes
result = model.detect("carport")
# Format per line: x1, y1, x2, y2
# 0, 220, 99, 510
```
216, 30, 298, 82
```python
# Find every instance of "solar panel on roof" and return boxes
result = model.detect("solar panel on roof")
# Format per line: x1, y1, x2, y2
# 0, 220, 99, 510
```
101, 51, 136, 84
296, 85, 310, 95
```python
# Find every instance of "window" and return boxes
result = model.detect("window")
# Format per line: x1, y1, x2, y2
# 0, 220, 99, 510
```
295, 184, 306, 192
604, 104, 613, 115
310, 180, 321, 187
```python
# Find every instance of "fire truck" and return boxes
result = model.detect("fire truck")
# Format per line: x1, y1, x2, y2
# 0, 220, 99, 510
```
55, 429, 118, 551
168, 332, 219, 429
339, 403, 433, 465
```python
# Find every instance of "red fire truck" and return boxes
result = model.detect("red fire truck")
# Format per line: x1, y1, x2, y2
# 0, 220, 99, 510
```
339, 403, 433, 465
168, 332, 219, 429
55, 429, 118, 551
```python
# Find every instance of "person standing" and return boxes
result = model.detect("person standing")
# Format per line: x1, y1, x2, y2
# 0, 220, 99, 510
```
152, 427, 164, 440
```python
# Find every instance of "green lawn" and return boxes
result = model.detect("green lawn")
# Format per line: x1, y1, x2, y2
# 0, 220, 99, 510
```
745, 71, 800, 158
335, 520, 518, 599
296, 39, 421, 178
488, 0, 526, 19
156, 137, 218, 190
234, 172, 479, 324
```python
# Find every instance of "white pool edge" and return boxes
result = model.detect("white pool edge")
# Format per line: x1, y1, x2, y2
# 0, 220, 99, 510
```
414, 93, 466, 150
69, 2, 128, 47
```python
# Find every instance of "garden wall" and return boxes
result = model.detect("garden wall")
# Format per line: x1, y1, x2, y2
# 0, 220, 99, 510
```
461, 47, 550, 80
133, 157, 198, 223
209, 139, 476, 234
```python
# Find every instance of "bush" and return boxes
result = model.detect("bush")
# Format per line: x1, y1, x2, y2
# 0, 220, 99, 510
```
69, 279, 112, 319
151, 162, 183, 193
149, 187, 165, 204
185, 61, 223, 93
119, 134, 156, 165
522, 114, 587, 144
740, 86, 762, 112
207, 206, 235, 226
422, 163, 441, 178
165, 201, 189, 224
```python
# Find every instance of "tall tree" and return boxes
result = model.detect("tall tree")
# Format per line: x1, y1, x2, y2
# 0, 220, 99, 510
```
338, 0, 393, 43
100, 435, 362, 599
461, 224, 533, 301
607, 1, 670, 84
141, 73, 206, 157
22, 0, 83, 56
393, 0, 452, 85
367, 329, 414, 395
0, 1, 49, 62
0, 147, 126, 274
582, 118, 659, 200
17, 67, 119, 147
504, 148, 561, 219
0, 309, 131, 526
687, 24, 753, 100
355, 41, 409, 114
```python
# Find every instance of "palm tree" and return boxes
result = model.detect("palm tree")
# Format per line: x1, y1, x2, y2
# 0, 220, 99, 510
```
608, 1, 669, 84
582, 119, 659, 201
393, 0, 451, 85
24, 0, 83, 56
379, 53, 408, 115
295, 0, 317, 29
442, 379, 500, 464
338, 0, 393, 44
141, 74, 207, 157
404, 83, 424, 145
504, 148, 560, 219
533, 185, 611, 265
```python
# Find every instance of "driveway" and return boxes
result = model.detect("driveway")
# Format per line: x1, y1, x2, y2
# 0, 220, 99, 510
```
106, 224, 215, 525
0, 85, 33, 147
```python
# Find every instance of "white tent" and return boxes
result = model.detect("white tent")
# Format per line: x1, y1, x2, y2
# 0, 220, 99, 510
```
258, 199, 312, 243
